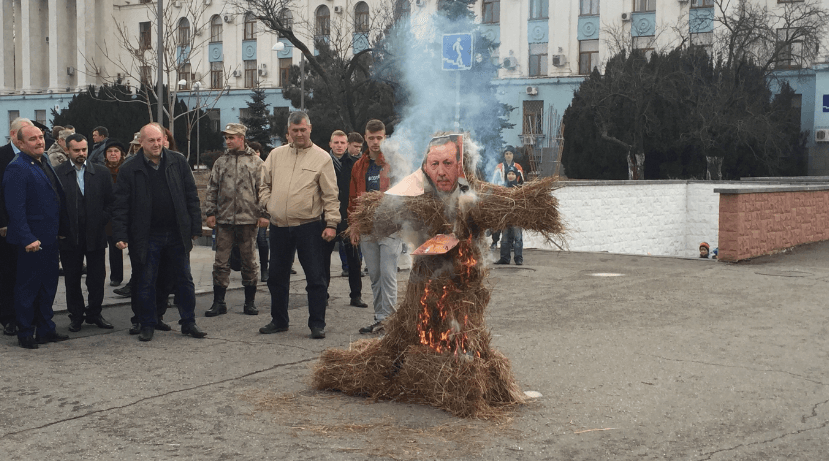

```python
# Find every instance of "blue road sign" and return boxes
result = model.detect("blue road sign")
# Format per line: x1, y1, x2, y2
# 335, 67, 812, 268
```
823, 95, 829, 112
442, 33, 473, 71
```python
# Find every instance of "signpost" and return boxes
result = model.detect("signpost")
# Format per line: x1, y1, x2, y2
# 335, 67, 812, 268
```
442, 33, 473, 129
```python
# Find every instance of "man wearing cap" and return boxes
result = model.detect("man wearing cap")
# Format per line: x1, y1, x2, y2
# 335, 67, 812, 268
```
204, 123, 269, 317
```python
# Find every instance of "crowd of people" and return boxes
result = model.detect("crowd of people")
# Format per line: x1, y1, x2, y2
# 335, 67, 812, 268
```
0, 112, 524, 349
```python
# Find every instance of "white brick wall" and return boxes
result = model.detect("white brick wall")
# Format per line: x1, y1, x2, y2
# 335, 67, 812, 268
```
522, 181, 726, 258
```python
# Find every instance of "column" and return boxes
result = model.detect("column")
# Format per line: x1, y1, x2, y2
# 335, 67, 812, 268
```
20, 0, 31, 91
49, 0, 58, 91
0, 0, 10, 91
75, 0, 86, 89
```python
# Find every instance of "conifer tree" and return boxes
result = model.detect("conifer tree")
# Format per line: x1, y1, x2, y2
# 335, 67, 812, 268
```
240, 83, 272, 150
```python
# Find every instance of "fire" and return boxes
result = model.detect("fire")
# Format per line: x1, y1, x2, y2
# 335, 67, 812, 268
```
416, 238, 479, 355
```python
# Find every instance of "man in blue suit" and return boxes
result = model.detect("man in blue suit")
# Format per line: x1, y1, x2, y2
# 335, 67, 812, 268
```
3, 125, 69, 349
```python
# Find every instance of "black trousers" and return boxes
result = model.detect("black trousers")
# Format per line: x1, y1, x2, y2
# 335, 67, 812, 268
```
0, 234, 17, 327
60, 247, 106, 322
107, 236, 124, 283
323, 237, 362, 300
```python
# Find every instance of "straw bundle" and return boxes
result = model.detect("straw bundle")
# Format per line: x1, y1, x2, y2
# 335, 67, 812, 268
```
315, 177, 563, 418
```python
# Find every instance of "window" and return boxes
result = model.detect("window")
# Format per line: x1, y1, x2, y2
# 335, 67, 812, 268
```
210, 61, 224, 89
178, 18, 190, 45
206, 109, 221, 133
315, 6, 331, 44
523, 101, 544, 135
355, 2, 370, 32
483, 0, 500, 23
244, 60, 257, 88
140, 65, 153, 84
8, 111, 19, 129
633, 0, 655, 12
777, 29, 803, 69
244, 13, 256, 40
279, 9, 293, 38
210, 15, 222, 43
279, 58, 292, 87
529, 43, 548, 77
580, 0, 599, 16
239, 108, 251, 124
394, 0, 411, 21
690, 32, 713, 56
35, 110, 46, 126
139, 22, 151, 51
691, 0, 714, 7
529, 0, 548, 19
579, 39, 599, 75
177, 63, 192, 90
633, 36, 655, 60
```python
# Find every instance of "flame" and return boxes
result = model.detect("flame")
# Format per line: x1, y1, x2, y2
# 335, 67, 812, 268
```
416, 237, 479, 355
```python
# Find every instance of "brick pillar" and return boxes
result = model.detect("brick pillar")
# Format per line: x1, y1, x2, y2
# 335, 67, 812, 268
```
718, 194, 740, 262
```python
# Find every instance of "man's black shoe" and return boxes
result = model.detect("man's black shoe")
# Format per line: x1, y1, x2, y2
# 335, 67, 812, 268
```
18, 336, 38, 349
138, 327, 154, 342
181, 323, 207, 338
113, 285, 131, 297
243, 301, 259, 315
290, 268, 297, 274
129, 323, 141, 335
155, 319, 172, 331
68, 319, 83, 332
310, 328, 325, 339
494, 259, 509, 265
261, 271, 269, 283
3, 323, 18, 336
36, 332, 70, 344
109, 280, 122, 287
81, 264, 87, 275
341, 270, 349, 277
350, 297, 368, 308
205, 301, 227, 317
515, 261, 523, 266
86, 315, 114, 329
58, 267, 64, 276
259, 322, 288, 334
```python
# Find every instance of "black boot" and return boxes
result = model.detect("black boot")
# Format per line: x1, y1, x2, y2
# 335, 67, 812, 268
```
243, 285, 259, 315
206, 286, 228, 317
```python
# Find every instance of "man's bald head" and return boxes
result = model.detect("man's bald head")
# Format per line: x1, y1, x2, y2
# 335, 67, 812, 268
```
139, 123, 165, 162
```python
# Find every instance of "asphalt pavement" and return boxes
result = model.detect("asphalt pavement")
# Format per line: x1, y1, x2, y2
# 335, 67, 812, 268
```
3, 242, 829, 460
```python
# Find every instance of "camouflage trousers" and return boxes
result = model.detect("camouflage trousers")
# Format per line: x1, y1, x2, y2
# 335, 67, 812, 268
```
213, 224, 258, 287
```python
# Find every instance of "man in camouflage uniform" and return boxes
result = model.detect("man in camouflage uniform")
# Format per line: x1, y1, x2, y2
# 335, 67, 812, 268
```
204, 123, 269, 317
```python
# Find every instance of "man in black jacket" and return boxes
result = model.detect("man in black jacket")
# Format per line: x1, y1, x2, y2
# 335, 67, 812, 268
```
0, 117, 34, 336
323, 130, 366, 308
112, 123, 207, 342
56, 134, 115, 332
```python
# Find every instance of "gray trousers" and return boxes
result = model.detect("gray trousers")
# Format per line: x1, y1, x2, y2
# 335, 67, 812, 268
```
361, 236, 402, 321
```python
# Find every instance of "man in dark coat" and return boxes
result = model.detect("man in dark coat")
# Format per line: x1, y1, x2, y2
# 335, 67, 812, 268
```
55, 133, 115, 332
3, 125, 69, 349
323, 130, 365, 308
112, 123, 207, 342
0, 117, 34, 336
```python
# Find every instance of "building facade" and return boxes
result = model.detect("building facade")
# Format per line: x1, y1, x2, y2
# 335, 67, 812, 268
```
2, 0, 829, 174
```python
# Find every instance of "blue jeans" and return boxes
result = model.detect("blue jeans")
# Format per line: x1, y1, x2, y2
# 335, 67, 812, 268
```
133, 231, 196, 328
267, 221, 327, 330
500, 226, 523, 264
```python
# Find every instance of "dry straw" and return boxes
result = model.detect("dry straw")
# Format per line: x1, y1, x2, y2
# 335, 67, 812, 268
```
317, 176, 564, 418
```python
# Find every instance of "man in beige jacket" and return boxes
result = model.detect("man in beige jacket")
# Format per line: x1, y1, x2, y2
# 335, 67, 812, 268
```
258, 111, 340, 339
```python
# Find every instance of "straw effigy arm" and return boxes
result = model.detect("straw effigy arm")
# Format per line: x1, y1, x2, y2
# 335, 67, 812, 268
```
468, 177, 565, 241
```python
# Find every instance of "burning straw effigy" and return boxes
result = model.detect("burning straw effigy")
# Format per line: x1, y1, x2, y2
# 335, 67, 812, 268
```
312, 136, 564, 418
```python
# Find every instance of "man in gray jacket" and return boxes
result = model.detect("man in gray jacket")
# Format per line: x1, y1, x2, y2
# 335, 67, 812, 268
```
204, 123, 269, 317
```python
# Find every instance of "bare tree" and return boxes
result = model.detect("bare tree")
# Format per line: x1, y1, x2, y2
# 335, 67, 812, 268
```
713, 0, 829, 74
90, 0, 232, 156
229, 0, 396, 133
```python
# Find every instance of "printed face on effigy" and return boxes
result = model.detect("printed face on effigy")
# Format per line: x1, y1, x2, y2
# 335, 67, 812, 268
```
423, 141, 460, 193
